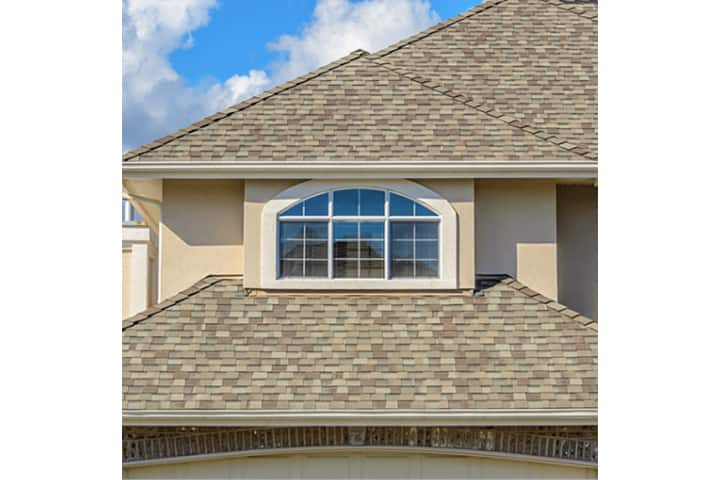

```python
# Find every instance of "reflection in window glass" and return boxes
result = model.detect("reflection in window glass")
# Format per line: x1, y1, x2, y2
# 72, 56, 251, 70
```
279, 222, 328, 277
390, 222, 438, 278
389, 193, 437, 217
333, 221, 384, 278
277, 188, 441, 280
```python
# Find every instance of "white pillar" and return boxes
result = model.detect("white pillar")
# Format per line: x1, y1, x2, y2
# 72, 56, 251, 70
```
130, 242, 149, 316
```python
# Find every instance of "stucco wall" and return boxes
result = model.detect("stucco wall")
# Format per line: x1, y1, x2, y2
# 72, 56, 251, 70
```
475, 180, 558, 299
160, 179, 245, 299
557, 185, 598, 320
243, 179, 303, 289
122, 249, 132, 319
124, 453, 596, 479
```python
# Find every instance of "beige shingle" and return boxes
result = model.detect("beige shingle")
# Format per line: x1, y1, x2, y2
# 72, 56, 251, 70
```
123, 276, 597, 411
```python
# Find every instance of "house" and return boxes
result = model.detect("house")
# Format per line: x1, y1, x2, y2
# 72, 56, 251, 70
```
122, 0, 598, 478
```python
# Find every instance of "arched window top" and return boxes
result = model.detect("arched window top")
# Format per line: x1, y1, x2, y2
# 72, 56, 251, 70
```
279, 188, 438, 218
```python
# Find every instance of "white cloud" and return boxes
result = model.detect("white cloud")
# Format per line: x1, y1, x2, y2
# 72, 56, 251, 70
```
269, 0, 439, 83
123, 0, 439, 151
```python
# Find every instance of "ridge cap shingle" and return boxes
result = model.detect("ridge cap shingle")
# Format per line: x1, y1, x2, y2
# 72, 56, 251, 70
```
122, 50, 369, 162
497, 277, 597, 331
374, 0, 510, 58
121, 274, 244, 331
365, 55, 596, 161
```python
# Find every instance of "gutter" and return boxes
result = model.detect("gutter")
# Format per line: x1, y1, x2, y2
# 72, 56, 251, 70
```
121, 161, 598, 180
123, 408, 598, 427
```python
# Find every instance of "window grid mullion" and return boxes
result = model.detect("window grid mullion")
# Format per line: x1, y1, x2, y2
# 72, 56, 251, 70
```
328, 192, 333, 279
384, 191, 389, 280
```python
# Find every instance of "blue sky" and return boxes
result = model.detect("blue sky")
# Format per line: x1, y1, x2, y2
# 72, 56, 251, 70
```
123, 0, 483, 151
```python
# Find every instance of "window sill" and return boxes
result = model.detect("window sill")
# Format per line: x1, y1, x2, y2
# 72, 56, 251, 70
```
261, 277, 457, 290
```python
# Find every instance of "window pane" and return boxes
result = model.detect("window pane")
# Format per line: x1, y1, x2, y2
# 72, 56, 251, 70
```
305, 260, 328, 277
333, 189, 359, 216
279, 222, 329, 278
334, 241, 358, 258
359, 189, 384, 215
415, 203, 436, 216
304, 222, 328, 239
282, 203, 303, 216
390, 222, 413, 239
415, 241, 438, 260
360, 222, 384, 239
306, 241, 328, 259
391, 241, 413, 259
280, 260, 303, 277
304, 193, 328, 215
389, 221, 439, 278
389, 193, 414, 216
416, 260, 438, 277
390, 261, 413, 278
359, 260, 384, 278
416, 222, 438, 239
280, 240, 304, 259
359, 240, 384, 259
334, 260, 357, 278
333, 222, 358, 239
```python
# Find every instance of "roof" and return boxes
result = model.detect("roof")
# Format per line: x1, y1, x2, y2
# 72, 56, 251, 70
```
123, 276, 597, 411
123, 0, 597, 164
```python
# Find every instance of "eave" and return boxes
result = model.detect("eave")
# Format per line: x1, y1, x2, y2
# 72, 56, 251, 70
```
121, 160, 598, 180
122, 408, 598, 427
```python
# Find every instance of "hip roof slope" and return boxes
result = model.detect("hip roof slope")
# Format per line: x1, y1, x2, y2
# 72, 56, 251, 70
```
377, 0, 598, 158
123, 277, 597, 411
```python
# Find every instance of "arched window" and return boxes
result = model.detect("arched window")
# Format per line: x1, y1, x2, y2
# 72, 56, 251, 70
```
277, 189, 439, 279
261, 180, 457, 289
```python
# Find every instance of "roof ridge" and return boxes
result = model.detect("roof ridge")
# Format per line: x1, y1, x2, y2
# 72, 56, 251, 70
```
365, 55, 596, 161
374, 0, 510, 58
498, 277, 597, 331
123, 50, 370, 162
539, 0, 598, 22
122, 274, 244, 331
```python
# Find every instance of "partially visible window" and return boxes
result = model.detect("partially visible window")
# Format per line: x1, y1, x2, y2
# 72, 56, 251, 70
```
122, 198, 144, 224
277, 189, 438, 280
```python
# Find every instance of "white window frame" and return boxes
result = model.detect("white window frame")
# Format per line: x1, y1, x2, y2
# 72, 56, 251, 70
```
262, 180, 457, 289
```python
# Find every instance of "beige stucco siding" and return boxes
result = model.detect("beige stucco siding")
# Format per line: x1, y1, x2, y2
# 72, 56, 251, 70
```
475, 180, 558, 299
557, 185, 598, 320
415, 179, 475, 289
160, 179, 245, 299
124, 453, 596, 479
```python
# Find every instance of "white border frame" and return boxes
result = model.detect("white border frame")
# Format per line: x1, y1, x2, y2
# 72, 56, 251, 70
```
262, 180, 458, 289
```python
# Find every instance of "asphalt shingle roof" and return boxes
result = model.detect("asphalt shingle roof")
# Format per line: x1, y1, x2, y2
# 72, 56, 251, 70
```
377, 0, 597, 158
123, 0, 597, 163
123, 276, 597, 411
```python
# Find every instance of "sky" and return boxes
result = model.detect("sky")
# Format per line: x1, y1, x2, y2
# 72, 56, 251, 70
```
123, 0, 482, 152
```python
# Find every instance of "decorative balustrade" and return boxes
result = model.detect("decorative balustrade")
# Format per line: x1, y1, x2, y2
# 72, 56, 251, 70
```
123, 426, 597, 465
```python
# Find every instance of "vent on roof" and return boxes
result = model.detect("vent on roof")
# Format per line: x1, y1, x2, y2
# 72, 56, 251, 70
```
475, 274, 511, 293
